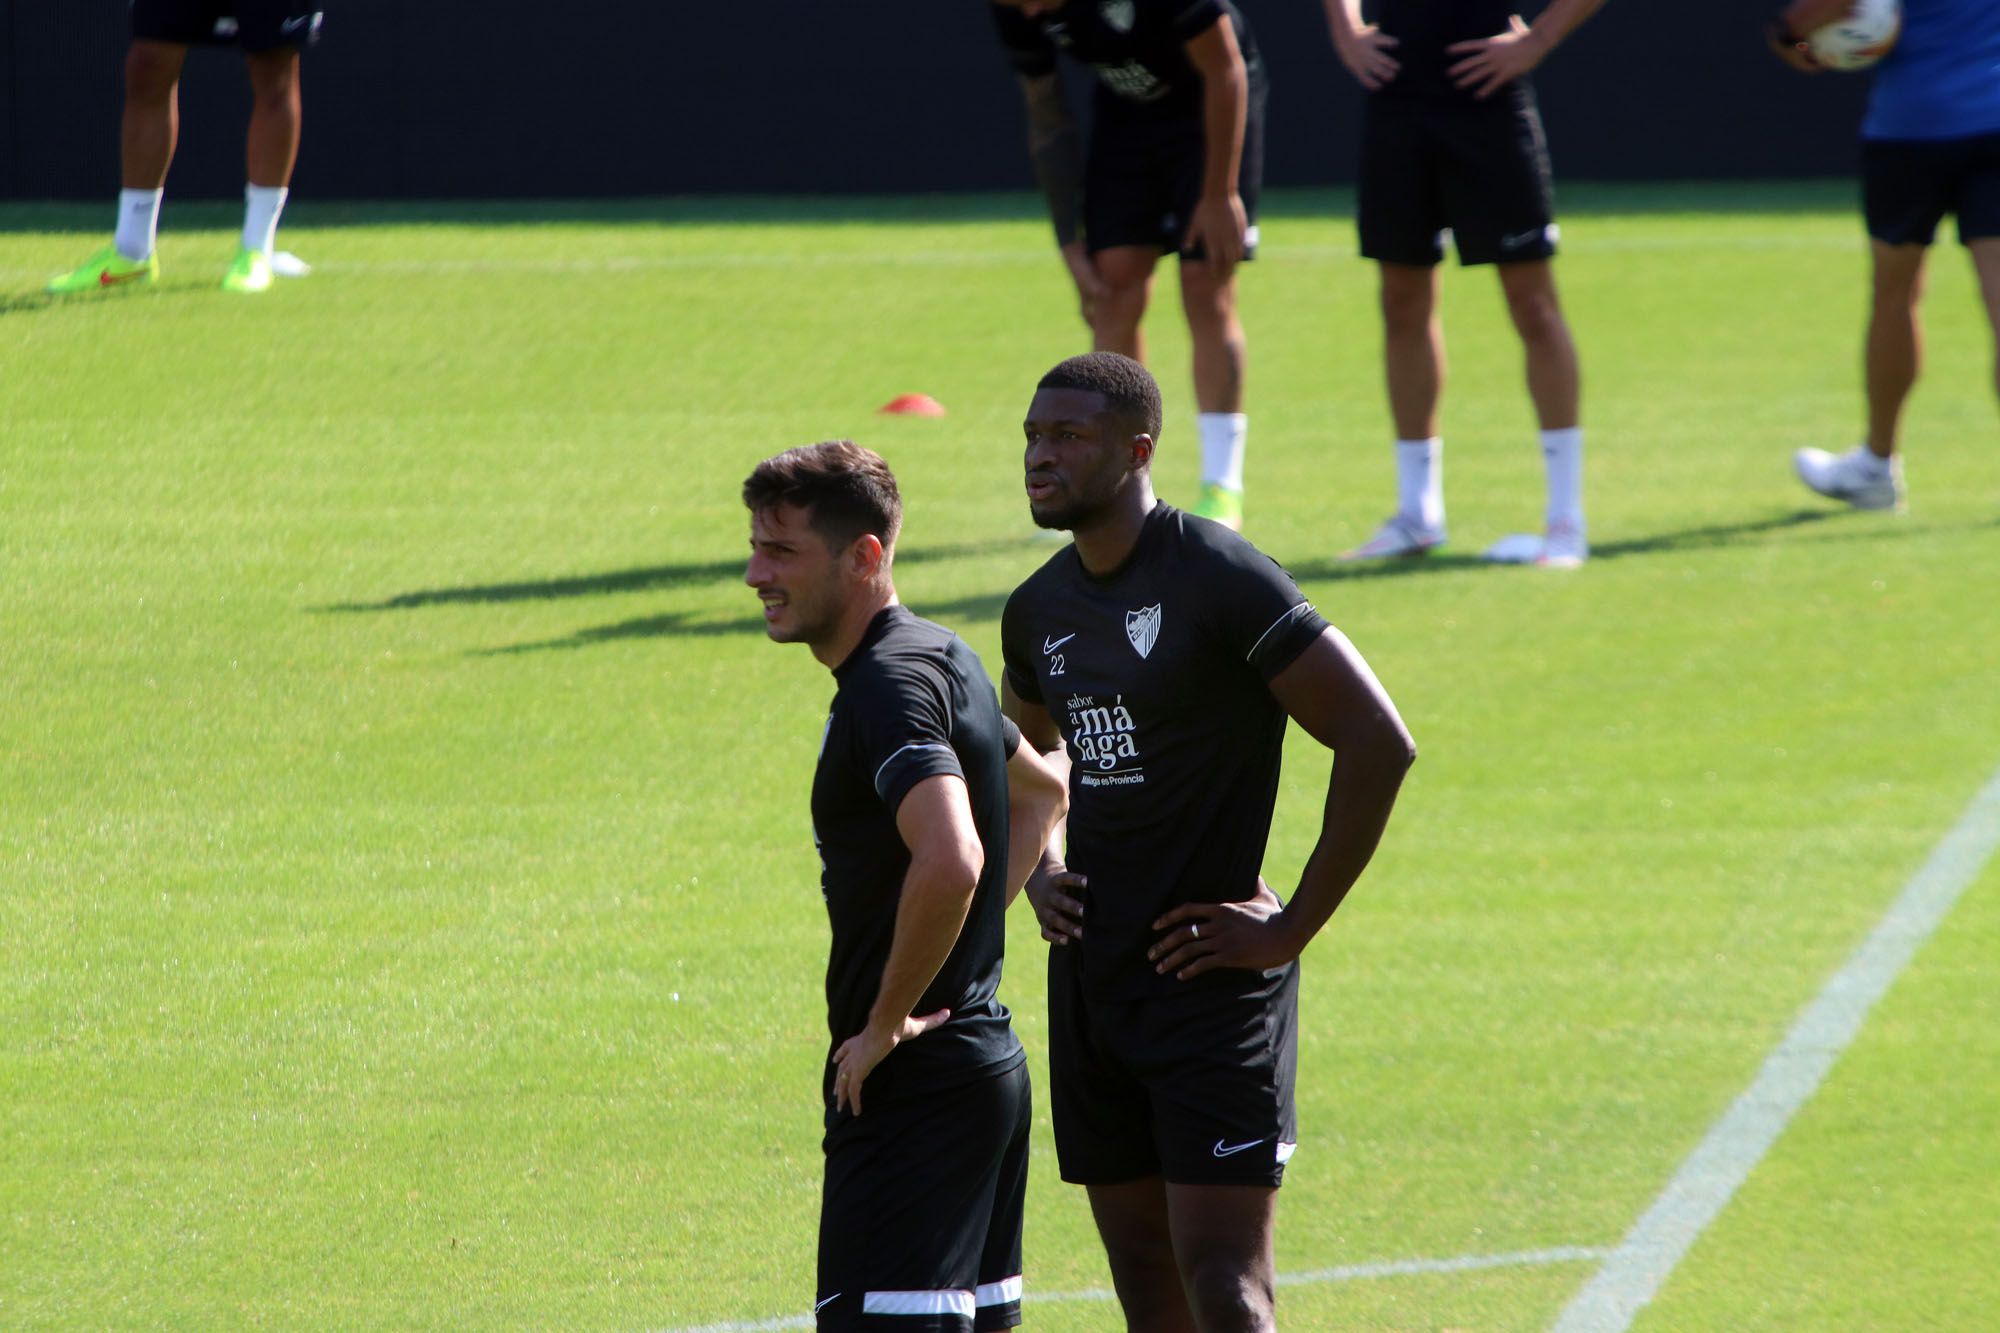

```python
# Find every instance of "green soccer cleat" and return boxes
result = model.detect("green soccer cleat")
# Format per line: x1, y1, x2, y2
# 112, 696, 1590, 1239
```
46, 244, 158, 294
221, 247, 273, 294
1191, 482, 1244, 532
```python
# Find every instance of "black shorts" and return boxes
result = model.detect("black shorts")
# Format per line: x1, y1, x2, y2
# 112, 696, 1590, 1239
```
1863, 132, 2000, 248
816, 1060, 1030, 1332
131, 0, 322, 51
1085, 81, 1267, 263
1358, 88, 1557, 268
1048, 952, 1298, 1188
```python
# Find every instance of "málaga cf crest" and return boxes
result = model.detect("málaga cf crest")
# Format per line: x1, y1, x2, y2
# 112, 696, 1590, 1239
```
1125, 604, 1162, 659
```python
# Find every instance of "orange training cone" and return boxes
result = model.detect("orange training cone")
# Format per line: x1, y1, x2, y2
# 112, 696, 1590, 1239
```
878, 393, 947, 417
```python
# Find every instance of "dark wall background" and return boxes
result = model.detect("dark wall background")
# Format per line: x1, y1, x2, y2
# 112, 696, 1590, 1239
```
2, 1, 1875, 202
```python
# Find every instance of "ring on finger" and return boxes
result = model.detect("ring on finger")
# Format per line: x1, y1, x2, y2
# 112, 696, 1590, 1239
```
1190, 922, 1200, 940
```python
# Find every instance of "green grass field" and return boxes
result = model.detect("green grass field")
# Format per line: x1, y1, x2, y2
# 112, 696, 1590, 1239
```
3, 184, 1996, 1330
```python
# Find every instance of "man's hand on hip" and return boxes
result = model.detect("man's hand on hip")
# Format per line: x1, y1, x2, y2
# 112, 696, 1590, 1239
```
831, 1008, 950, 1116
1025, 863, 1086, 944
1148, 878, 1300, 979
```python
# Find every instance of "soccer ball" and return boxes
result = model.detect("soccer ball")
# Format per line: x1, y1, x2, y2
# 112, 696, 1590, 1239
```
1806, 0, 1901, 71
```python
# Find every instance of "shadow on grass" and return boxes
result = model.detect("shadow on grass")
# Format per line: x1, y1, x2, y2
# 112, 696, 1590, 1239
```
327, 537, 1036, 613
2, 279, 270, 315
0, 195, 1057, 237
341, 505, 1982, 653
1, 181, 1861, 240
0, 291, 58, 316
479, 590, 1012, 656
1287, 507, 1962, 584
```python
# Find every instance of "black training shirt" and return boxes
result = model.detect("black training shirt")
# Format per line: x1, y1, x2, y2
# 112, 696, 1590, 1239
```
1373, 0, 1524, 100
991, 0, 1262, 120
812, 606, 1025, 1110
1000, 504, 1328, 997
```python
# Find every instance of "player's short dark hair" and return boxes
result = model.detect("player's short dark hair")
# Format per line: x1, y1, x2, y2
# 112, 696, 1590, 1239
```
1037, 352, 1164, 440
742, 440, 903, 552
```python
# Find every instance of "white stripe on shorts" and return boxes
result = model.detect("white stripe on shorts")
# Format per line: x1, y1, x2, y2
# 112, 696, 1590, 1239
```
1276, 1141, 1298, 1164
862, 1289, 975, 1318
976, 1276, 1023, 1306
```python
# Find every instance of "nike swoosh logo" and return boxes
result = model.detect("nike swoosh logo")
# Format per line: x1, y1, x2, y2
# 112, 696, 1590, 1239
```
1500, 229, 1544, 249
1212, 1138, 1265, 1158
814, 1294, 841, 1314
98, 268, 146, 287
281, 16, 310, 32
1043, 633, 1076, 654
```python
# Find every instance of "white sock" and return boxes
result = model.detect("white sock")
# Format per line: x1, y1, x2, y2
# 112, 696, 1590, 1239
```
241, 185, 288, 256
1541, 426, 1585, 530
1395, 437, 1444, 531
114, 189, 164, 262
1197, 413, 1248, 492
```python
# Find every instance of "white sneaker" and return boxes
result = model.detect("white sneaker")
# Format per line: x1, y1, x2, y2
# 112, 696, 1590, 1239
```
1794, 445, 1904, 511
1483, 518, 1588, 568
1340, 514, 1446, 561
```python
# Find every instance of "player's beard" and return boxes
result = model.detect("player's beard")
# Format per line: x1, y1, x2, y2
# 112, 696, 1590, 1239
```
1029, 473, 1118, 532
761, 569, 843, 647
1024, 460, 1120, 532
1028, 495, 1081, 531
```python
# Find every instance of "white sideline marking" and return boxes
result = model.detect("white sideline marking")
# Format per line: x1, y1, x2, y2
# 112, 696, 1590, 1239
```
656, 1244, 1607, 1332
1552, 761, 2000, 1333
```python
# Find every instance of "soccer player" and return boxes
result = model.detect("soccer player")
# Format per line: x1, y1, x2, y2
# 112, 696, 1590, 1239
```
990, 0, 1264, 532
743, 441, 1067, 1332
1771, 0, 2000, 512
1323, 0, 1606, 567
999, 354, 1416, 1331
47, 1, 322, 296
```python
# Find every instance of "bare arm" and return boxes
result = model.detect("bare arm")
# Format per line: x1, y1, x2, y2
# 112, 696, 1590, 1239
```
1321, 0, 1402, 92
1017, 70, 1085, 249
1001, 678, 1085, 944
1150, 627, 1415, 979
1768, 0, 1852, 71
1181, 18, 1250, 277
1781, 0, 1856, 35
1519, 0, 1608, 53
1016, 71, 1105, 321
829, 773, 984, 1115
1004, 735, 1068, 906
1446, 0, 1609, 100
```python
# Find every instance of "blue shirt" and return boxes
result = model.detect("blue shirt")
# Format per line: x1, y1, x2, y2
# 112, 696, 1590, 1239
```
1864, 0, 2000, 141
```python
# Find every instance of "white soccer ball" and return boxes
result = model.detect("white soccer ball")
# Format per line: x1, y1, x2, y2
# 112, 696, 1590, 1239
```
1806, 0, 1902, 72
